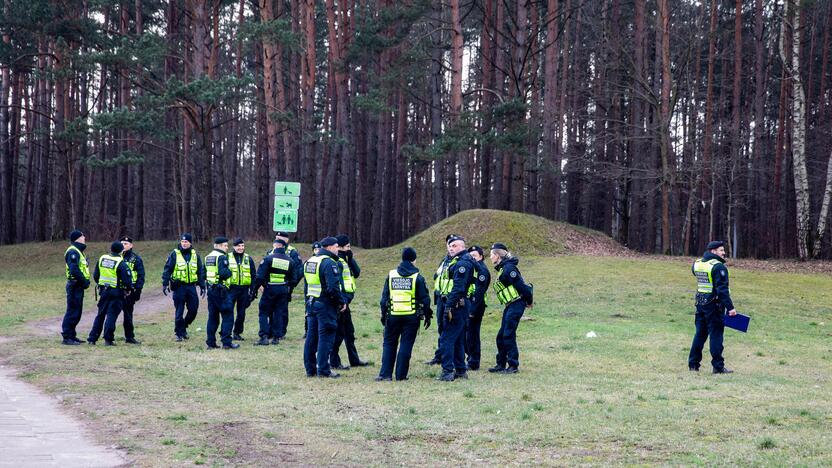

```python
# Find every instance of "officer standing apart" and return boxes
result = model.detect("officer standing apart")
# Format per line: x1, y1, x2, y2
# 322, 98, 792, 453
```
426, 235, 455, 365
688, 240, 737, 374
437, 235, 476, 382
62, 230, 91, 345
87, 241, 134, 346
120, 236, 144, 345
228, 238, 257, 341
303, 237, 347, 378
488, 243, 533, 374
205, 237, 239, 350
252, 238, 300, 345
162, 233, 206, 342
465, 245, 491, 370
331, 235, 369, 370
376, 247, 432, 381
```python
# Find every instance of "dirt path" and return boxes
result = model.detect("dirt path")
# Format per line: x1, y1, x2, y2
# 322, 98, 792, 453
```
0, 365, 126, 467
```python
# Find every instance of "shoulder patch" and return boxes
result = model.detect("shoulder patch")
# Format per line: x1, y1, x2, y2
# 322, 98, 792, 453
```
510, 271, 518, 278
459, 266, 466, 273
720, 270, 726, 277
479, 274, 485, 281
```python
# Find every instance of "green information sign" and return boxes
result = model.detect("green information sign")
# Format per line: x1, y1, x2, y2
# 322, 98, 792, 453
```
273, 209, 298, 232
274, 181, 301, 197
275, 195, 300, 210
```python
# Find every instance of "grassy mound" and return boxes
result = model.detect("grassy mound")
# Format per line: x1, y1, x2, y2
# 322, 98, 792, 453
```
390, 209, 627, 257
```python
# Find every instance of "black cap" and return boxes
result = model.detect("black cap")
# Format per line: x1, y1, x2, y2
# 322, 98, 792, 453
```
312, 242, 322, 249
273, 238, 287, 247
491, 243, 508, 251
320, 236, 338, 247
447, 235, 465, 245
274, 231, 289, 239
69, 230, 84, 242
706, 240, 725, 251
468, 245, 483, 256
214, 236, 229, 244
119, 236, 133, 243
402, 247, 417, 262
180, 233, 193, 243
232, 238, 245, 246
110, 241, 124, 254
336, 234, 350, 247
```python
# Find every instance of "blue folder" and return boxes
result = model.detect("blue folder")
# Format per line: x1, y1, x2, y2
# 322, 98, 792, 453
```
725, 313, 750, 333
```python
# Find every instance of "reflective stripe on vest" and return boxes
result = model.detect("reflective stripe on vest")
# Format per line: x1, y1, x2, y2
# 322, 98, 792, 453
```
124, 255, 138, 283
228, 253, 252, 286
388, 270, 418, 315
493, 279, 520, 305
693, 258, 721, 294
65, 245, 90, 280
270, 245, 297, 257
437, 257, 458, 295
171, 249, 199, 283
303, 255, 328, 298
340, 258, 356, 293
269, 257, 291, 285
98, 254, 124, 288
205, 251, 228, 286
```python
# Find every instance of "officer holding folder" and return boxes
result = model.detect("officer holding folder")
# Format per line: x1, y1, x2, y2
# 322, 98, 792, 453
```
688, 241, 738, 374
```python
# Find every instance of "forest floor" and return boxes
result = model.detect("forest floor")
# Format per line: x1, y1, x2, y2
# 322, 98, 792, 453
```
1, 226, 831, 465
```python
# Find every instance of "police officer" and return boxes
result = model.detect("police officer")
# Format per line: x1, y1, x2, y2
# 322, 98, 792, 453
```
303, 242, 322, 340
437, 235, 476, 382
120, 236, 144, 345
688, 240, 737, 374
161, 233, 206, 342
205, 237, 238, 350
228, 238, 257, 341
465, 245, 491, 370
87, 241, 134, 346
425, 234, 456, 365
488, 243, 533, 374
303, 237, 347, 378
61, 230, 90, 345
331, 235, 369, 369
267, 231, 304, 332
376, 247, 432, 381
252, 238, 300, 345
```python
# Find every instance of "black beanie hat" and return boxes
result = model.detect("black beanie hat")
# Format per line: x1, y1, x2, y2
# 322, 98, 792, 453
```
110, 241, 124, 254
706, 240, 725, 251
320, 236, 338, 247
180, 233, 193, 243
69, 230, 84, 242
336, 234, 350, 247
214, 236, 229, 244
402, 247, 417, 262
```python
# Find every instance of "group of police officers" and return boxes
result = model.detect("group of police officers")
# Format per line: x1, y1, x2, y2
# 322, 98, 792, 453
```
61, 228, 738, 379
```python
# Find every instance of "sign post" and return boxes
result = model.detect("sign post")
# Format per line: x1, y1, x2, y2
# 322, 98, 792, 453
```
273, 181, 301, 232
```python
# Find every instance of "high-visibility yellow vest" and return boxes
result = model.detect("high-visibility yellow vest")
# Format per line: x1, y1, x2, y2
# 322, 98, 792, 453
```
436, 257, 458, 295
171, 249, 199, 284
228, 253, 253, 286
303, 255, 329, 298
65, 245, 90, 280
388, 270, 418, 315
693, 258, 724, 294
493, 278, 520, 305
268, 256, 291, 285
339, 258, 356, 293
205, 250, 229, 286
97, 254, 124, 288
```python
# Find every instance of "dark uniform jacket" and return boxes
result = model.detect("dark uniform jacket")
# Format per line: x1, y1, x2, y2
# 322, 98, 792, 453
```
495, 257, 533, 306
161, 246, 207, 288
253, 248, 302, 291
122, 250, 145, 291
65, 242, 90, 289
470, 259, 491, 312
378, 260, 433, 320
445, 252, 476, 307
93, 255, 134, 290
692, 252, 734, 311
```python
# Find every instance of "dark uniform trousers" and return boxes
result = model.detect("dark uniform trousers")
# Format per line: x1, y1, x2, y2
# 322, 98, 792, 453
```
88, 287, 125, 343
440, 300, 469, 374
432, 299, 446, 362
258, 285, 290, 339
229, 285, 250, 335
495, 300, 525, 368
122, 292, 138, 341
206, 285, 233, 347
62, 282, 85, 340
688, 303, 725, 370
303, 299, 338, 376
379, 314, 420, 380
172, 283, 199, 338
465, 304, 486, 369
331, 306, 361, 367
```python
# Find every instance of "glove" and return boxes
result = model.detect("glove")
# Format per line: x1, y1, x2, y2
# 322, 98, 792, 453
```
162, 285, 170, 296
345, 249, 353, 260
380, 314, 387, 326
133, 289, 142, 302
199, 286, 206, 298
82, 280, 90, 290
249, 290, 258, 304
424, 315, 432, 330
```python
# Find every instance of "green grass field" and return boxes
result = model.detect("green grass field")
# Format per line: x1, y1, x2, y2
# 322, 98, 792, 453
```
1, 214, 831, 466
